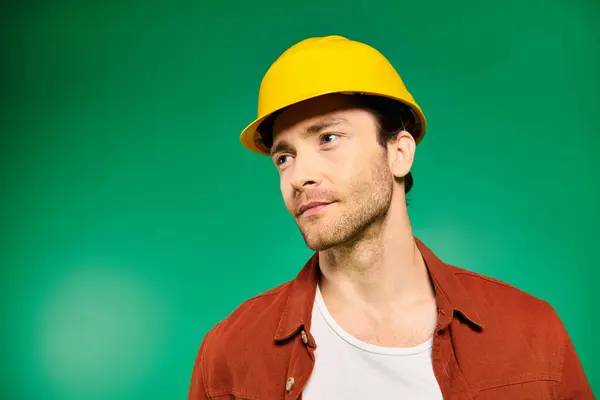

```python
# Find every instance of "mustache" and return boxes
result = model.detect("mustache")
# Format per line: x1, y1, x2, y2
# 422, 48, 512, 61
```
297, 189, 340, 203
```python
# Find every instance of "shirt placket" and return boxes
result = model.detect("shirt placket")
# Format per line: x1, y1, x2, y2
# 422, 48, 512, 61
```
283, 327, 315, 400
433, 320, 477, 399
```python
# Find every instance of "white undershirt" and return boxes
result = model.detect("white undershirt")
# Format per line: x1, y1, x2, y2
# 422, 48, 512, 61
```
302, 285, 444, 399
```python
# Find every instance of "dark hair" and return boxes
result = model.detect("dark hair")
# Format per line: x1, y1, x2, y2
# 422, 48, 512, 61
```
258, 94, 420, 194
349, 95, 419, 194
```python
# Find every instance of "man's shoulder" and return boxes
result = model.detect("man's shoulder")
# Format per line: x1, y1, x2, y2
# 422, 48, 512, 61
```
192, 281, 295, 398
444, 264, 581, 392
451, 264, 551, 310
449, 263, 566, 340
200, 279, 294, 351
224, 280, 293, 322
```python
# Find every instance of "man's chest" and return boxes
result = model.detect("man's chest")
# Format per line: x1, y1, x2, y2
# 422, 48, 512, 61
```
330, 300, 439, 348
302, 307, 444, 400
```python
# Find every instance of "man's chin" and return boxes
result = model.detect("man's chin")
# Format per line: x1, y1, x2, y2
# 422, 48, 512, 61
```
300, 230, 342, 252
304, 240, 335, 252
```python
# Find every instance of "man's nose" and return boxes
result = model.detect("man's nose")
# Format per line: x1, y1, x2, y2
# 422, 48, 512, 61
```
289, 154, 323, 191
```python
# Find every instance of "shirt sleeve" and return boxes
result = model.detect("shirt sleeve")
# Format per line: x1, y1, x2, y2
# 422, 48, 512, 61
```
188, 325, 219, 400
554, 314, 594, 399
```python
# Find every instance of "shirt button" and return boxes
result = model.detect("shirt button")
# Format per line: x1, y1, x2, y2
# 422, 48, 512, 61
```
286, 376, 295, 392
301, 330, 309, 344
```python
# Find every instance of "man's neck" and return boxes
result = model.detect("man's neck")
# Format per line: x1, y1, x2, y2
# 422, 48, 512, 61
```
317, 202, 435, 313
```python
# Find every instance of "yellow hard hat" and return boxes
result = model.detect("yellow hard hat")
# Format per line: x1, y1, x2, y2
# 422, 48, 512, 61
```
240, 35, 427, 155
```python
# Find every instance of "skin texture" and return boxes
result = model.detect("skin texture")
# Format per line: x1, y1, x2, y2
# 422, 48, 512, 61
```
271, 93, 438, 347
271, 99, 395, 252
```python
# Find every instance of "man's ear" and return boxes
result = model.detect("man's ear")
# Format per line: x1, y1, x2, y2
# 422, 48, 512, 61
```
387, 130, 416, 179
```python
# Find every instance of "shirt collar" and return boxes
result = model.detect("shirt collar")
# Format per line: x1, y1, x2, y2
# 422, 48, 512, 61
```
415, 237, 486, 331
274, 236, 485, 342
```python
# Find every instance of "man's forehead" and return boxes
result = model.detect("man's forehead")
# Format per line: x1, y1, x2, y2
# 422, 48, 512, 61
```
272, 94, 363, 138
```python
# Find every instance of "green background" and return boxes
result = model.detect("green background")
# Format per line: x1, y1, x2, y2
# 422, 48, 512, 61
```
3, 0, 598, 398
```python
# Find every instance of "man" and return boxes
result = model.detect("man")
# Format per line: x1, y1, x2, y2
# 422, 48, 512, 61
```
188, 36, 593, 399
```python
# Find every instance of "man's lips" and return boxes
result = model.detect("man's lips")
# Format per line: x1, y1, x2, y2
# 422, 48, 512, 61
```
298, 201, 334, 216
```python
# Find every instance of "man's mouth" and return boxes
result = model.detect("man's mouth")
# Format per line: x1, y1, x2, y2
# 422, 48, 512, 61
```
298, 201, 334, 217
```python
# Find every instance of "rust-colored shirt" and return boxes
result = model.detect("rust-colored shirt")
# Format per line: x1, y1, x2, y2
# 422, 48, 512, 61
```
188, 238, 594, 399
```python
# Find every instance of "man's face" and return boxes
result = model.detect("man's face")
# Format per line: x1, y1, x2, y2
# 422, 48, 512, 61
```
270, 94, 399, 251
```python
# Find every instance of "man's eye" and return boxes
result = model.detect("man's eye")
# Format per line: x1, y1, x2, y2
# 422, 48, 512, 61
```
321, 133, 339, 144
277, 155, 292, 165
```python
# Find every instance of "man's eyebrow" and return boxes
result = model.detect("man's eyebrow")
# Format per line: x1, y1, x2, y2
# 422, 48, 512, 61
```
304, 116, 351, 135
270, 140, 293, 157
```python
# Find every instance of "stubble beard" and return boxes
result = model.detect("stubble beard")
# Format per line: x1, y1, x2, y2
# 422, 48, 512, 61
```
297, 158, 394, 252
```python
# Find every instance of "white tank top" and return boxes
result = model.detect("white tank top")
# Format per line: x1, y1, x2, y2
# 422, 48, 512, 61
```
302, 286, 444, 399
